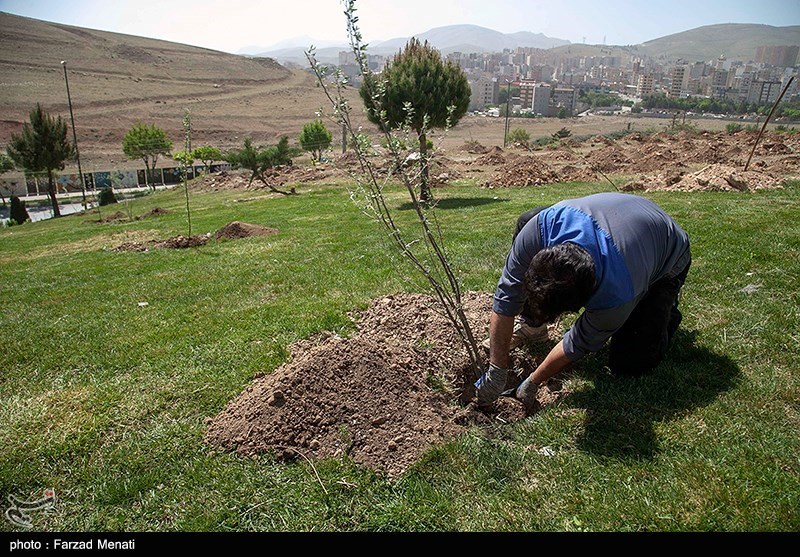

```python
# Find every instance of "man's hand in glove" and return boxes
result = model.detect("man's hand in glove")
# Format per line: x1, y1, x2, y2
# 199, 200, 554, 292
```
515, 374, 539, 413
474, 363, 508, 406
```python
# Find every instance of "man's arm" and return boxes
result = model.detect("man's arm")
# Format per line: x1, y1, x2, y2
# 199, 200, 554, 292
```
489, 311, 515, 369
527, 339, 573, 386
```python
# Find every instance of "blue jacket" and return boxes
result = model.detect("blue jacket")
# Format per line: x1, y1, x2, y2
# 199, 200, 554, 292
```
493, 193, 691, 361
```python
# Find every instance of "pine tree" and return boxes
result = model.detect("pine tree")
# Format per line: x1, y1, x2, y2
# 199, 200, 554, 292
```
8, 104, 75, 218
360, 38, 470, 202
299, 120, 332, 162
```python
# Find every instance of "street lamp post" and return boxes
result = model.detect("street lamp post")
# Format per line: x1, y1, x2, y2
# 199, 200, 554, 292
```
503, 79, 512, 148
61, 60, 87, 210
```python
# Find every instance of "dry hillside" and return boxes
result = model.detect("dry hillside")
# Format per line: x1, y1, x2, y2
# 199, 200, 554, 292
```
0, 12, 365, 169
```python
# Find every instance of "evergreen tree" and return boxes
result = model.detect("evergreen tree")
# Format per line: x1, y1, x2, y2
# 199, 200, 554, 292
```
224, 137, 298, 195
10, 195, 29, 225
299, 120, 332, 162
360, 38, 470, 202
8, 104, 75, 218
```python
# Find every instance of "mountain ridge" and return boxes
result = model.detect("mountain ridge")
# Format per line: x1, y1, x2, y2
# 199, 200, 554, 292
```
256, 22, 800, 67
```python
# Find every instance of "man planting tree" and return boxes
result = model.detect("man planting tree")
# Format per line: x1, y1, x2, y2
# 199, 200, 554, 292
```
475, 192, 692, 410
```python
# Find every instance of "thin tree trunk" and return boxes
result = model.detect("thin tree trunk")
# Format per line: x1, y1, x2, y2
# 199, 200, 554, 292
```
418, 130, 432, 203
47, 169, 61, 217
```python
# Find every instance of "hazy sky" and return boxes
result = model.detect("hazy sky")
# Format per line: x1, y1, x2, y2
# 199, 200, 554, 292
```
1, 0, 799, 53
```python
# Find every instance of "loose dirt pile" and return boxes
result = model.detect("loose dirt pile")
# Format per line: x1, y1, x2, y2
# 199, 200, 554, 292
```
667, 164, 783, 191
113, 221, 278, 251
473, 146, 507, 165
213, 221, 279, 240
483, 155, 560, 187
114, 234, 210, 251
135, 207, 170, 220
460, 141, 489, 154
624, 163, 782, 192
583, 146, 632, 173
94, 211, 127, 223
204, 291, 566, 476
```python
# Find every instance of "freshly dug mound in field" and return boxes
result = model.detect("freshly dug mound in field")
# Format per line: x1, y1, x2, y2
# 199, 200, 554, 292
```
135, 207, 170, 220
624, 164, 782, 192
94, 211, 127, 223
204, 292, 566, 476
664, 163, 782, 192
113, 221, 277, 251
214, 221, 279, 240
484, 156, 560, 187
113, 234, 210, 251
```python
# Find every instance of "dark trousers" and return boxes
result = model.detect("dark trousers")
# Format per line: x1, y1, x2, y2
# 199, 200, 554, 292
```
511, 206, 690, 376
607, 261, 690, 376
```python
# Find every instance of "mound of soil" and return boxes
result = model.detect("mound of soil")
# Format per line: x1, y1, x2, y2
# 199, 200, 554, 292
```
537, 149, 577, 162
113, 234, 210, 252
484, 156, 560, 187
558, 164, 602, 183
621, 170, 686, 192
473, 146, 507, 165
649, 164, 782, 192
213, 221, 279, 240
135, 207, 170, 220
628, 146, 687, 173
583, 146, 631, 173
94, 211, 127, 223
460, 141, 489, 154
204, 292, 566, 476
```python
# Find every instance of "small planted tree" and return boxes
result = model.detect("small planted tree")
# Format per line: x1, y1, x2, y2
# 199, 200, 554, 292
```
359, 37, 470, 203
192, 145, 222, 174
10, 195, 29, 225
97, 187, 118, 206
224, 137, 298, 195
122, 123, 173, 190
552, 127, 572, 140
508, 128, 531, 147
8, 104, 75, 218
299, 120, 333, 162
307, 0, 482, 395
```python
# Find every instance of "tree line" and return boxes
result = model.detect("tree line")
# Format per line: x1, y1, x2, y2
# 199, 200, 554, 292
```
639, 93, 800, 118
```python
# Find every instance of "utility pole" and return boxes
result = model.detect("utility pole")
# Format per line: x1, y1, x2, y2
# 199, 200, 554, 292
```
61, 61, 87, 210
503, 80, 512, 148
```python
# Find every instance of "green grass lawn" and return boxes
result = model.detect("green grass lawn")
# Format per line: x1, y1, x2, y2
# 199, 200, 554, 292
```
1, 178, 798, 531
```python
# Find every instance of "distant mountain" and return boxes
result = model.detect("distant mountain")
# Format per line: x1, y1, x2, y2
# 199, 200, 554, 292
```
257, 22, 800, 68
255, 24, 570, 66
238, 37, 347, 56
371, 24, 570, 54
636, 23, 800, 62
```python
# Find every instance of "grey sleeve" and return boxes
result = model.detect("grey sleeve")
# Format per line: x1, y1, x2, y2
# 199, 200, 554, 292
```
492, 216, 542, 316
562, 300, 638, 361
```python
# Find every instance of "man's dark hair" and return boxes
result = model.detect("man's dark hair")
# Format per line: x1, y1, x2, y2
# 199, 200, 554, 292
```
524, 243, 596, 324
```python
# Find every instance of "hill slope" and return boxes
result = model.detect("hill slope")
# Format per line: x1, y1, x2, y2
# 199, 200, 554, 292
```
0, 12, 361, 167
637, 23, 800, 62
